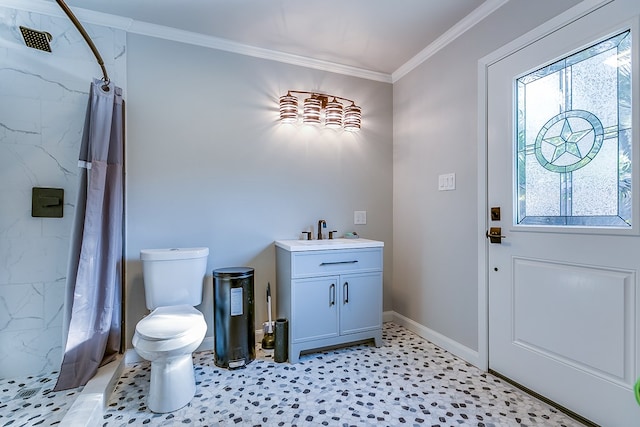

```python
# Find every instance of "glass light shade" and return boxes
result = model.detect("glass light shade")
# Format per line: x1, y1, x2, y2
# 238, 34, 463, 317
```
303, 97, 322, 124
343, 104, 362, 132
279, 93, 298, 123
325, 98, 343, 129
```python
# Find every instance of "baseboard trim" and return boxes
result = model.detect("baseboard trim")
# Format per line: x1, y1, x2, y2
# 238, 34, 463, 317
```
125, 313, 478, 369
388, 311, 481, 368
125, 333, 257, 365
200, 336, 214, 353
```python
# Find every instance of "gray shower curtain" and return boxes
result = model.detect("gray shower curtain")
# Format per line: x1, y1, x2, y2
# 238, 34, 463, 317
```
54, 79, 124, 391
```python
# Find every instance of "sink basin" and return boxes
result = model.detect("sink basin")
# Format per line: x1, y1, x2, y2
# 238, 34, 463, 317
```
295, 238, 353, 245
275, 238, 384, 252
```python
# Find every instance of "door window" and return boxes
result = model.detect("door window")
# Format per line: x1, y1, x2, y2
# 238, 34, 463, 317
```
516, 31, 632, 227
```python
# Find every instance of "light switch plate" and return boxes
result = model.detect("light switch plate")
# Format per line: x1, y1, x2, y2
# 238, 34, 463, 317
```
354, 210, 367, 225
438, 173, 456, 191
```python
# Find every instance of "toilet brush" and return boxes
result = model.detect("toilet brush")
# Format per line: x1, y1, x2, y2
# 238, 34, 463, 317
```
261, 282, 275, 350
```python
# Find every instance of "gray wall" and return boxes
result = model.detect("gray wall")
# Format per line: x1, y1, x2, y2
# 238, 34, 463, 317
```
392, 0, 582, 354
124, 35, 393, 346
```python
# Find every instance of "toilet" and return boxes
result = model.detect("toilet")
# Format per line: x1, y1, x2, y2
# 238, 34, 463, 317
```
132, 247, 209, 413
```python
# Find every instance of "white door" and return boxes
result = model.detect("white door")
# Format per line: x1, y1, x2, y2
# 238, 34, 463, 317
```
487, 3, 640, 426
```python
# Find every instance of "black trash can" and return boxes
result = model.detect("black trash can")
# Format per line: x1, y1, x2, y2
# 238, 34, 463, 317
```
213, 267, 255, 368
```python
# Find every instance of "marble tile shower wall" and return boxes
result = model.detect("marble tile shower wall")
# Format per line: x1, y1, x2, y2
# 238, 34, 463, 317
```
0, 6, 125, 378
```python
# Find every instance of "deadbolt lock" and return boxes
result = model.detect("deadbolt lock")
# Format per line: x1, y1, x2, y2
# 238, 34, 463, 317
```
490, 207, 501, 221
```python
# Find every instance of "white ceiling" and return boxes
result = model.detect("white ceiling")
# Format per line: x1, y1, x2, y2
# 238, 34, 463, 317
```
58, 0, 494, 77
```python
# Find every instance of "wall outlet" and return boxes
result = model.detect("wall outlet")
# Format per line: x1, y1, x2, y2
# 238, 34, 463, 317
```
354, 210, 367, 225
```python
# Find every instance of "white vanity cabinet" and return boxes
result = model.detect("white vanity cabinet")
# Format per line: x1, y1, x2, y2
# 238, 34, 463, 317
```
275, 239, 383, 363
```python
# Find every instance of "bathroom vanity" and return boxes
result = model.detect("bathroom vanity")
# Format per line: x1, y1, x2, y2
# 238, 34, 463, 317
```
275, 238, 383, 363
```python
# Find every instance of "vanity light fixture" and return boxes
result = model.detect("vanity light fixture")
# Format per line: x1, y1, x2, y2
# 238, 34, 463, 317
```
279, 92, 298, 123
279, 90, 361, 132
343, 103, 362, 132
303, 96, 322, 125
325, 98, 343, 129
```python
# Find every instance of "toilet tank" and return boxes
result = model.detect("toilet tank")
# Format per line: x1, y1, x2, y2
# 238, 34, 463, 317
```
140, 247, 209, 310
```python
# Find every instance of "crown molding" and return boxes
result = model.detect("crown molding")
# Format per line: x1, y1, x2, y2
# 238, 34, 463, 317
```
391, 0, 510, 83
3, 0, 505, 84
130, 20, 392, 83
2, 0, 391, 82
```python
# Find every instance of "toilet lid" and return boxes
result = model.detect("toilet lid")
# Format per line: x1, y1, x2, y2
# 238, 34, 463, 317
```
136, 305, 204, 341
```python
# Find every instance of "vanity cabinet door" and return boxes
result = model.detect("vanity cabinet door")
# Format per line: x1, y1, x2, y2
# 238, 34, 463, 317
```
291, 276, 339, 343
339, 272, 383, 335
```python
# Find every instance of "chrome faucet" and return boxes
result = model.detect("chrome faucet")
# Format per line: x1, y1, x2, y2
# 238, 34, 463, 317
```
317, 219, 327, 240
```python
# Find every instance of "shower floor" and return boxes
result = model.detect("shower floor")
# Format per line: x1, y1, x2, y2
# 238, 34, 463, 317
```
0, 370, 82, 426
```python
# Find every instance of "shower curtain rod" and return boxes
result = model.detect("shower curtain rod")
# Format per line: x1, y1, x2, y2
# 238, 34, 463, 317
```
55, 0, 110, 89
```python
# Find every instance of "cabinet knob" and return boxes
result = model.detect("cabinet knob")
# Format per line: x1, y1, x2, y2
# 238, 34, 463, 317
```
329, 283, 336, 306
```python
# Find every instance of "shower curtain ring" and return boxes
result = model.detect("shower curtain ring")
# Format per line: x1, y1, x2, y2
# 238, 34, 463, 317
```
101, 77, 111, 92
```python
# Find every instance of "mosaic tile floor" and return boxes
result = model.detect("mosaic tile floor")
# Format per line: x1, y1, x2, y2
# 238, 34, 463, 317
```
103, 323, 585, 427
0, 370, 81, 426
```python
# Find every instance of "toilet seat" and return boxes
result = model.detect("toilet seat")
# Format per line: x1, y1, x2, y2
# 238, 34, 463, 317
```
136, 305, 205, 341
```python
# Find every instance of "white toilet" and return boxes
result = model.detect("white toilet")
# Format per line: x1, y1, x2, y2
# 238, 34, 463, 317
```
132, 247, 209, 413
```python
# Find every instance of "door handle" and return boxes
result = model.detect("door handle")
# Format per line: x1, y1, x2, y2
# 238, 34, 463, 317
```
320, 260, 358, 266
486, 227, 506, 244
329, 283, 336, 306
343, 281, 349, 304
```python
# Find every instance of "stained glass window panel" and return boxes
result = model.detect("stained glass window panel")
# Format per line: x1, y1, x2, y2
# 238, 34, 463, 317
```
516, 31, 632, 227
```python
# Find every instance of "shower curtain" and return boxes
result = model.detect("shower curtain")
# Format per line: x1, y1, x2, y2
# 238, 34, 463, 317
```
54, 79, 124, 391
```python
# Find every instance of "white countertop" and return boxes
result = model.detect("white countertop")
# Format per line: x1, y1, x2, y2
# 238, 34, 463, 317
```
275, 238, 384, 252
